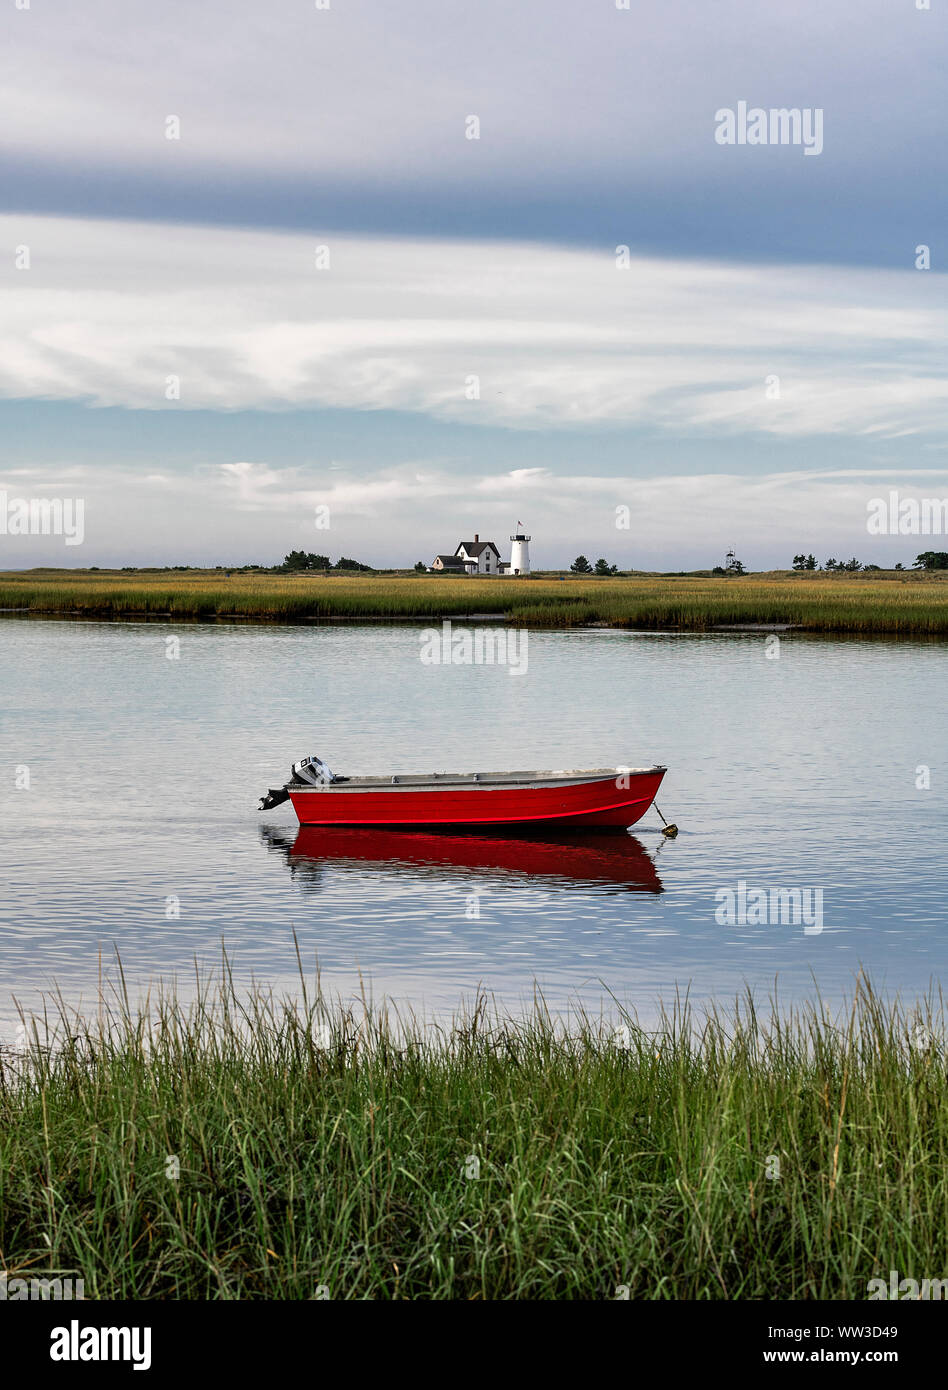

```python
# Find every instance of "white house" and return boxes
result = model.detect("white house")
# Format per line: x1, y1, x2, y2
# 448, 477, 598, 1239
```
429, 532, 525, 575
454, 535, 502, 575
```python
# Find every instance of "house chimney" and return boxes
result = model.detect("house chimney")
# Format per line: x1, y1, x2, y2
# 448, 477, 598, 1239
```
474, 533, 479, 543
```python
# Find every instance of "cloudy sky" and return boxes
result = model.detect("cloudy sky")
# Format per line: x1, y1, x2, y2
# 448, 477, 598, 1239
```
1, 0, 945, 569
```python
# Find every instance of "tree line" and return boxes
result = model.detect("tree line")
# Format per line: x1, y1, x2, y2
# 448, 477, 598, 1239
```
569, 556, 619, 574
280, 551, 373, 572
792, 552, 948, 571
279, 550, 948, 575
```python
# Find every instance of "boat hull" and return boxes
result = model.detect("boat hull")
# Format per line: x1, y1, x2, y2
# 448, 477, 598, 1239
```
287, 768, 665, 830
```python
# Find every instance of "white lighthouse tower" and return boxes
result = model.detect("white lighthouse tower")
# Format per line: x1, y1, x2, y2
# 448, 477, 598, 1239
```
509, 527, 531, 576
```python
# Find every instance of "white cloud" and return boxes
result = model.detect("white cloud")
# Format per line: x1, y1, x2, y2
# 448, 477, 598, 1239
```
1, 214, 946, 440
3, 460, 944, 569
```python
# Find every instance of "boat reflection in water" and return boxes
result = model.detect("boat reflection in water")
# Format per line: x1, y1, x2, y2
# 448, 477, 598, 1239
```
262, 825, 664, 895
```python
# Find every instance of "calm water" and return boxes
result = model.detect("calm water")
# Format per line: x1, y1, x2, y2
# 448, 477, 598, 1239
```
1, 618, 945, 1032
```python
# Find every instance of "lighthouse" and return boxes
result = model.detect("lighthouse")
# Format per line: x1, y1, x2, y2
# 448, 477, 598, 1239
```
509, 528, 531, 576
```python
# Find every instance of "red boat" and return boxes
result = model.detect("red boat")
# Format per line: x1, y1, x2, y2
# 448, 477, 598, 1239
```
260, 756, 667, 831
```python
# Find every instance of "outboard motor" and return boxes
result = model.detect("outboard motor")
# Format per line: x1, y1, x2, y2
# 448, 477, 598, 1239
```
292, 755, 337, 786
259, 754, 339, 811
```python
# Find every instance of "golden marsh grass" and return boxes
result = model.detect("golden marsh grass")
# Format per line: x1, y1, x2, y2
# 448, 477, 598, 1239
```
1, 568, 947, 633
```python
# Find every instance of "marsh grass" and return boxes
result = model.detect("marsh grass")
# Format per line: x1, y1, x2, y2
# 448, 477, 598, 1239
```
1, 569, 947, 632
1, 962, 946, 1300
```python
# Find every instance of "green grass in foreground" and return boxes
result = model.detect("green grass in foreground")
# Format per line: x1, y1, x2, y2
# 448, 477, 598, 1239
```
1, 968, 946, 1299
1, 568, 948, 632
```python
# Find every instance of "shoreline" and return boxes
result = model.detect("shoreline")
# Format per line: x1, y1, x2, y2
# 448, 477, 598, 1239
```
5, 609, 948, 642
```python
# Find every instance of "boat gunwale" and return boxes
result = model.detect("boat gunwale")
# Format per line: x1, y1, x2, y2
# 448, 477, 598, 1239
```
287, 766, 666, 792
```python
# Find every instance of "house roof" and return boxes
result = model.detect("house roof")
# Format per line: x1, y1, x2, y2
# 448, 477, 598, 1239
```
434, 554, 468, 566
455, 540, 500, 557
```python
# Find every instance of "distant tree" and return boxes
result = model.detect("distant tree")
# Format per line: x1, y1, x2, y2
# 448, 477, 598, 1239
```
593, 558, 619, 575
863, 564, 881, 571
914, 551, 948, 570
570, 555, 593, 573
841, 557, 863, 572
894, 562, 904, 571
793, 553, 817, 570
333, 557, 373, 572
824, 558, 839, 571
413, 561, 427, 572
712, 566, 726, 576
282, 550, 330, 571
